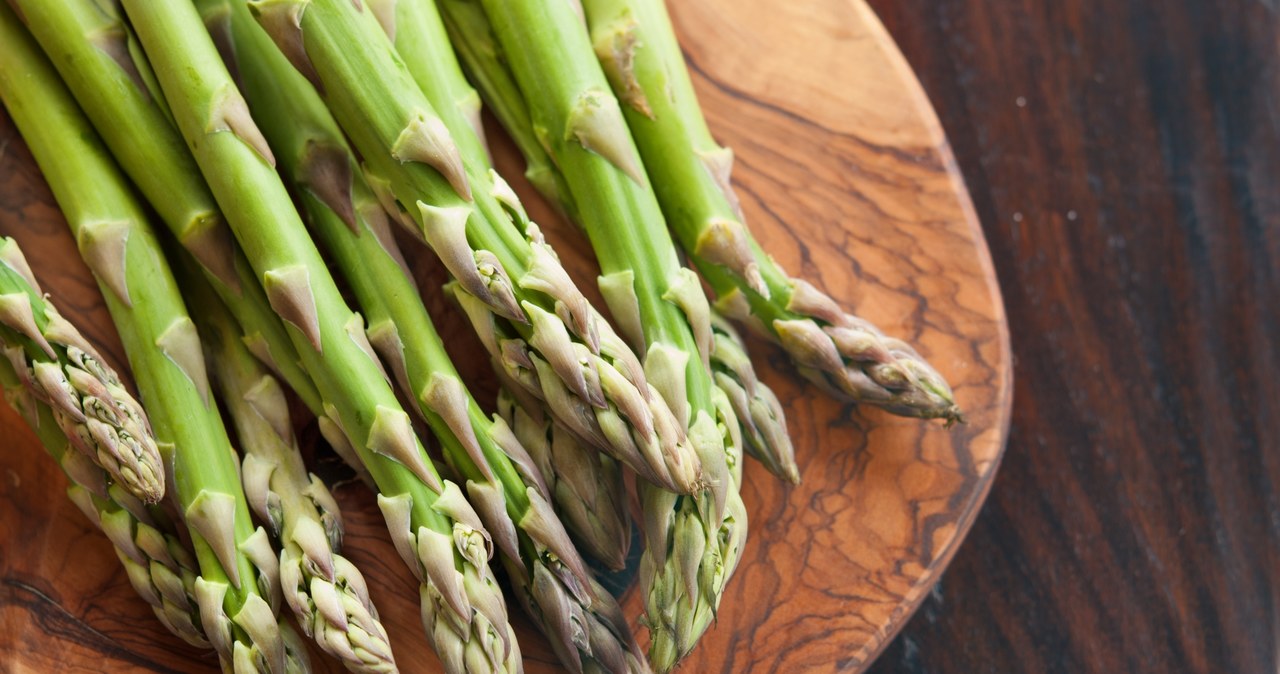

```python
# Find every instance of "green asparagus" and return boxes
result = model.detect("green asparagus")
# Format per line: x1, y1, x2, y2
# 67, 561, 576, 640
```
246, 0, 702, 497
192, 272, 397, 674
119, 0, 520, 670
0, 348, 207, 649
582, 0, 961, 423
496, 384, 630, 571
9, 0, 323, 416
0, 11, 304, 670
0, 239, 164, 504
205, 2, 645, 668
435, 0, 569, 215
472, 2, 749, 669
386, 0, 634, 568
373, 0, 488, 161
708, 315, 799, 483
435, 0, 798, 483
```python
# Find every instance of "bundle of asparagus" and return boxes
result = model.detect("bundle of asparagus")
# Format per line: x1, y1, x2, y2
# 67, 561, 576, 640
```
388, 0, 636, 571
117, 0, 522, 670
246, 0, 705, 499
0, 0, 965, 670
448, 3, 746, 669
434, 0, 798, 485
11, 0, 324, 417
204, 1, 645, 669
191, 272, 397, 674
0, 11, 306, 670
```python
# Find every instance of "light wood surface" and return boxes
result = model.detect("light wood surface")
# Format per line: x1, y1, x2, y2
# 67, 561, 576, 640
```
0, 0, 1011, 671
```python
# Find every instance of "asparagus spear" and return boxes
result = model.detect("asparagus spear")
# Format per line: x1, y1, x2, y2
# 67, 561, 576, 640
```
205, 2, 646, 668
707, 315, 799, 482
0, 12, 304, 670
191, 273, 397, 674
471, 2, 750, 669
434, 0, 571, 216
246, 0, 702, 497
495, 384, 630, 571
8, 0, 324, 416
434, 0, 798, 483
382, 0, 634, 571
370, 0, 488, 160
581, 0, 961, 423
118, 1, 520, 670
0, 355, 208, 649
0, 240, 164, 505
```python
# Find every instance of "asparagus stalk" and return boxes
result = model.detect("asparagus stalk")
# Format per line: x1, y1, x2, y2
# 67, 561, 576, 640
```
118, 1, 520, 670
434, 1, 798, 483
246, 0, 702, 497
370, 0, 488, 160
205, 3, 646, 668
435, 0, 572, 216
189, 272, 398, 674
0, 12, 304, 670
8, 0, 324, 416
471, 2, 749, 669
0, 240, 164, 504
495, 384, 630, 571
384, 0, 633, 571
581, 0, 961, 423
0, 355, 208, 649
707, 315, 799, 482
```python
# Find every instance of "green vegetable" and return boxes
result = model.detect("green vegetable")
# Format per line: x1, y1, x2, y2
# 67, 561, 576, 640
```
206, 1, 644, 668
247, 0, 703, 496
469, 2, 748, 668
707, 314, 798, 482
435, 0, 798, 482
119, 0, 519, 669
495, 385, 631, 571
582, 0, 961, 423
192, 271, 397, 674
0, 346, 207, 649
0, 11, 304, 669
435, 0, 568, 213
0, 239, 163, 504
9, 0, 323, 416
391, 0, 633, 568
373, 0, 488, 162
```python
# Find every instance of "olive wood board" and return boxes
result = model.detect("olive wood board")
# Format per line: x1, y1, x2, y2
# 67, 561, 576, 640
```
0, 0, 1011, 671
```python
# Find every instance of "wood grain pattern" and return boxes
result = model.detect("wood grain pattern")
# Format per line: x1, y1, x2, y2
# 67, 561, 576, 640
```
863, 0, 1280, 672
0, 1, 1010, 671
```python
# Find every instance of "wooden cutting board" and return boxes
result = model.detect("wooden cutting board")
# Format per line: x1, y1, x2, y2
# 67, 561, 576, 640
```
0, 0, 1011, 671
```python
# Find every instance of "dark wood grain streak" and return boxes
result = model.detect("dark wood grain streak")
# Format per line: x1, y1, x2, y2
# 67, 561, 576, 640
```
866, 0, 1280, 673
0, 1, 1012, 672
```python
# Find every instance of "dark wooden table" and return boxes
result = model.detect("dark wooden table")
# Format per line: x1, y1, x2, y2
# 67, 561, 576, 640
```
865, 1, 1280, 672
0, 1, 1273, 672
